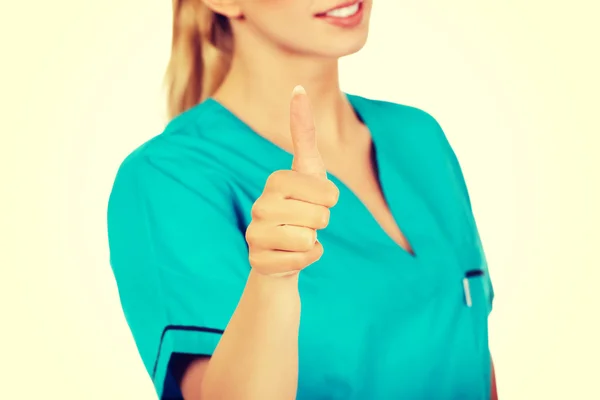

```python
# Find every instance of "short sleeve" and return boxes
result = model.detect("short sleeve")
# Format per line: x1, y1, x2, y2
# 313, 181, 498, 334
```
107, 148, 250, 398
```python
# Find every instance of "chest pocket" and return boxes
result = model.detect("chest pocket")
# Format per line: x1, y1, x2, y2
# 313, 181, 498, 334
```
454, 239, 492, 372
464, 271, 491, 352
441, 240, 491, 400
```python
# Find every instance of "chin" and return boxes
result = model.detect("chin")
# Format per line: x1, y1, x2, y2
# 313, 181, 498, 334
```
321, 34, 370, 58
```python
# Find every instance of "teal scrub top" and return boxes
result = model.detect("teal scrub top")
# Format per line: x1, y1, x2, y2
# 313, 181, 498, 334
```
107, 94, 494, 399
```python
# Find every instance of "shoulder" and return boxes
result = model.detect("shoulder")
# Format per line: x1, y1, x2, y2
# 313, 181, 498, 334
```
109, 103, 237, 217
350, 94, 472, 196
349, 94, 448, 144
349, 94, 454, 157
113, 101, 233, 188
349, 94, 440, 125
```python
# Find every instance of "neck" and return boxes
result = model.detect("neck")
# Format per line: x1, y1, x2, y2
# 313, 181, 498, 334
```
212, 35, 359, 150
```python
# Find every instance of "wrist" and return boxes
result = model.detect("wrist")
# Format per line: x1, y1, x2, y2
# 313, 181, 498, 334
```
248, 269, 300, 296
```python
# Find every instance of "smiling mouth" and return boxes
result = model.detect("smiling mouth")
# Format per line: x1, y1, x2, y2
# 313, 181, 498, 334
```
316, 0, 364, 19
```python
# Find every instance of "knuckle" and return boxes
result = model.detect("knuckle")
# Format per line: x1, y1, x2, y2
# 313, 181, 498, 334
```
248, 252, 260, 267
289, 227, 315, 252
290, 254, 309, 270
301, 243, 323, 268
266, 170, 291, 191
302, 229, 317, 249
313, 207, 330, 228
248, 252, 268, 272
314, 244, 324, 261
324, 182, 340, 206
244, 224, 260, 246
303, 126, 317, 137
265, 172, 280, 190
250, 198, 268, 220
244, 227, 254, 244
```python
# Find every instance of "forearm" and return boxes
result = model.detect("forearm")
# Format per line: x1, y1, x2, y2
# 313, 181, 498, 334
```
200, 270, 301, 400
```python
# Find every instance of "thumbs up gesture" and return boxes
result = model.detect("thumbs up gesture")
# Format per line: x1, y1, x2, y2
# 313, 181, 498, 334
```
246, 86, 340, 277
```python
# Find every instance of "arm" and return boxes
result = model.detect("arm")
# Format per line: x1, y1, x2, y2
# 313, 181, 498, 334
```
182, 273, 300, 400
185, 87, 335, 400
108, 88, 335, 400
108, 160, 313, 400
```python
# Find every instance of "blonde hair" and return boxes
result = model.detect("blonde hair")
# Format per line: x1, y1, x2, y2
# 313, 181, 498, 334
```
165, 0, 234, 119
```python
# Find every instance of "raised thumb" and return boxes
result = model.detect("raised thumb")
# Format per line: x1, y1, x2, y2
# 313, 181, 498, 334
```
289, 86, 326, 178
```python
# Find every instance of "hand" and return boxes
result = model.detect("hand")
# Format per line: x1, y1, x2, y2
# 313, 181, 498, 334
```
245, 86, 340, 277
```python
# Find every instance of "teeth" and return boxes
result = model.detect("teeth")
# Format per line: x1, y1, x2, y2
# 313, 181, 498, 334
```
325, 2, 360, 18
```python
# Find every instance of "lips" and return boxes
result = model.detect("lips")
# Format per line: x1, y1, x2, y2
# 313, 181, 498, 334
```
315, 0, 363, 17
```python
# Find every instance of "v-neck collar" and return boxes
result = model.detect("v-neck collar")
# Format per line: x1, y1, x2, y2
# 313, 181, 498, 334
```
196, 95, 465, 302
200, 95, 452, 272
347, 95, 450, 262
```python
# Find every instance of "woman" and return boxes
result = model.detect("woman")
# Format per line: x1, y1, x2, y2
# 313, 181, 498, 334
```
107, 0, 498, 399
